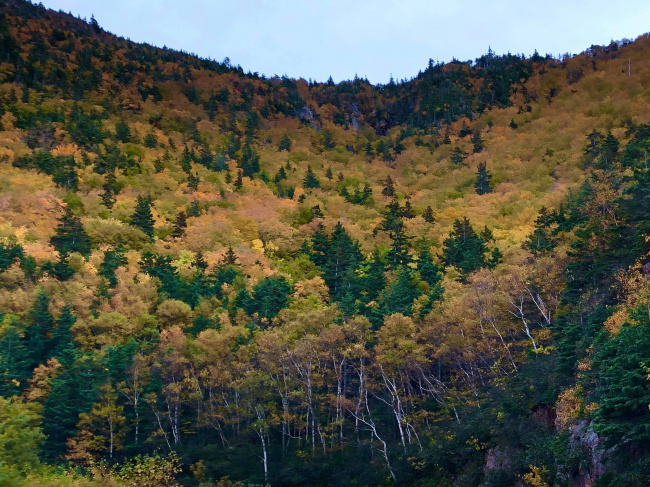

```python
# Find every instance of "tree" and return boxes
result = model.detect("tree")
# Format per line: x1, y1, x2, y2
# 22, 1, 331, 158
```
24, 288, 56, 369
250, 276, 293, 323
234, 169, 243, 190
115, 119, 130, 143
423, 205, 435, 223
450, 146, 466, 166
172, 211, 187, 238
442, 217, 490, 279
130, 196, 155, 240
382, 175, 395, 197
52, 304, 76, 359
524, 207, 556, 254
381, 267, 421, 316
325, 166, 333, 181
0, 397, 44, 479
239, 142, 260, 177
303, 166, 320, 189
475, 161, 493, 195
50, 207, 92, 257
99, 238, 128, 287
279, 133, 292, 151
222, 245, 238, 265
472, 129, 484, 153
417, 248, 443, 286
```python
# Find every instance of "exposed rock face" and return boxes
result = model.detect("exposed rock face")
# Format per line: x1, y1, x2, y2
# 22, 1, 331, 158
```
569, 420, 606, 487
350, 103, 361, 131
298, 106, 321, 131
485, 447, 510, 472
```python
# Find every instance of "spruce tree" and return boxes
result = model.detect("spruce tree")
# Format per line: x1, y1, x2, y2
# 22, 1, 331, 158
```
472, 129, 484, 153
24, 288, 56, 369
423, 206, 435, 223
450, 146, 466, 166
130, 195, 155, 240
172, 211, 188, 238
382, 176, 395, 197
303, 166, 320, 189
52, 304, 76, 359
442, 217, 489, 279
115, 119, 130, 143
50, 207, 92, 257
278, 133, 292, 152
234, 169, 244, 190
475, 161, 493, 195
99, 238, 128, 287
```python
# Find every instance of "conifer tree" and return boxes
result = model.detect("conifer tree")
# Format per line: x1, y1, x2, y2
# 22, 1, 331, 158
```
472, 129, 484, 153
423, 206, 435, 223
278, 133, 292, 152
115, 119, 130, 143
234, 169, 244, 190
172, 211, 187, 238
450, 146, 466, 166
303, 166, 320, 189
52, 304, 76, 359
442, 217, 489, 279
325, 166, 333, 181
24, 288, 56, 369
130, 195, 155, 240
475, 161, 493, 195
99, 238, 127, 287
222, 245, 238, 266
382, 176, 395, 197
50, 207, 92, 258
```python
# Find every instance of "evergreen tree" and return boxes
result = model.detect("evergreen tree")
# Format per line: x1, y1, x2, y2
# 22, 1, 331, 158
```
52, 304, 76, 359
303, 166, 320, 189
99, 238, 127, 287
239, 142, 260, 177
309, 222, 330, 269
250, 276, 293, 323
450, 146, 466, 166
382, 267, 421, 316
471, 129, 484, 153
130, 195, 155, 240
423, 206, 435, 223
234, 169, 244, 190
115, 119, 130, 143
382, 176, 395, 197
442, 217, 489, 279
24, 288, 56, 369
0, 317, 30, 397
417, 248, 443, 287
278, 133, 292, 152
323, 223, 363, 300
325, 166, 333, 181
362, 248, 386, 303
213, 152, 228, 171
524, 207, 556, 254
50, 207, 92, 257
222, 245, 238, 266
402, 200, 415, 219
387, 223, 412, 269
274, 166, 287, 183
475, 161, 493, 195
172, 211, 187, 238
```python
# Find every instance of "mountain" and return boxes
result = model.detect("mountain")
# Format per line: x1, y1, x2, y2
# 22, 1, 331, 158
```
2, 1, 650, 485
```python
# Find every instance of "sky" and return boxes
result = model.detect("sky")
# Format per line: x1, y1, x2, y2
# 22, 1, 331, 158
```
40, 0, 650, 84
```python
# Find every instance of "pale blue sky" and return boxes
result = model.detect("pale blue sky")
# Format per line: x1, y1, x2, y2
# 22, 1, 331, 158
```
41, 0, 650, 84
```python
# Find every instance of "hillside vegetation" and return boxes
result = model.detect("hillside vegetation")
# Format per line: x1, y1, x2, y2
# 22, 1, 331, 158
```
2, 1, 650, 485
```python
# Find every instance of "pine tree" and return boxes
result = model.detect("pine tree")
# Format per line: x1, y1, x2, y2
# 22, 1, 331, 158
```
325, 166, 333, 181
362, 248, 386, 303
382, 176, 395, 197
50, 207, 92, 257
223, 245, 238, 265
0, 318, 30, 397
417, 248, 443, 286
130, 196, 155, 240
387, 223, 412, 269
274, 166, 287, 183
442, 217, 489, 280
115, 120, 130, 143
24, 288, 56, 369
382, 267, 421, 316
234, 169, 244, 190
450, 147, 466, 166
475, 161, 493, 195
423, 206, 435, 223
472, 129, 484, 153
240, 143, 260, 177
278, 133, 292, 152
99, 238, 127, 287
524, 207, 556, 255
52, 304, 76, 359
213, 152, 228, 171
303, 166, 320, 189
402, 200, 415, 219
172, 211, 187, 238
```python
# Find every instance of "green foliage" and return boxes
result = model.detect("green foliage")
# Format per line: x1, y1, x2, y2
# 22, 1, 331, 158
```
50, 207, 92, 257
130, 195, 155, 240
303, 166, 320, 189
442, 217, 490, 279
0, 397, 44, 481
475, 161, 493, 195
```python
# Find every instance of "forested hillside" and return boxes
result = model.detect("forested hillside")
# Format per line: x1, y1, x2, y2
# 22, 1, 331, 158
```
2, 1, 650, 485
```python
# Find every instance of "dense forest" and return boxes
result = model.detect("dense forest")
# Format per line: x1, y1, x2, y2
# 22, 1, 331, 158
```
1, 0, 650, 485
